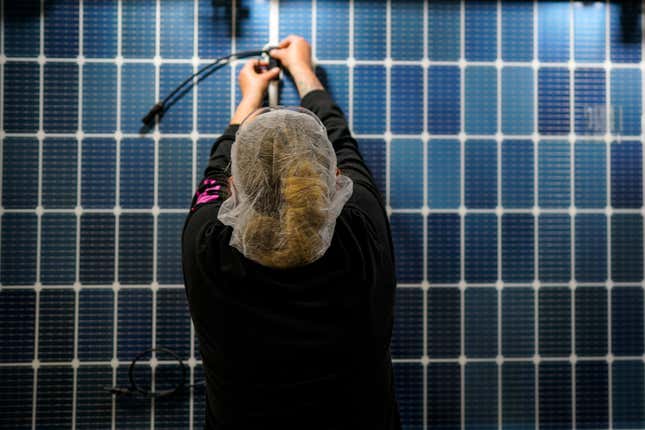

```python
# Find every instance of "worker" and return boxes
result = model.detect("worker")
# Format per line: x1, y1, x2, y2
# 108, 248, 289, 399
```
182, 35, 401, 429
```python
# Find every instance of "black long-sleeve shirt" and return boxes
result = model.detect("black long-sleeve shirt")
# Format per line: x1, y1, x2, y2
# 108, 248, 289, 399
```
182, 90, 400, 429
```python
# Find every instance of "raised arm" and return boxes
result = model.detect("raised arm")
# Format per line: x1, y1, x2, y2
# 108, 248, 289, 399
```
189, 60, 279, 214
271, 35, 382, 204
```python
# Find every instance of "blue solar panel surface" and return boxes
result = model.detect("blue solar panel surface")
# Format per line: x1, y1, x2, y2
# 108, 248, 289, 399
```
1, 1, 645, 429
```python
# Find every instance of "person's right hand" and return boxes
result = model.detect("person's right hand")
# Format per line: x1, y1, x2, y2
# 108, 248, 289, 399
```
269, 35, 314, 75
270, 35, 324, 97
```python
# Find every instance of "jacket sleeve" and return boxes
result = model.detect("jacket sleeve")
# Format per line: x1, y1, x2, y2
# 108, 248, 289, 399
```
187, 124, 238, 214
182, 124, 238, 249
300, 89, 383, 207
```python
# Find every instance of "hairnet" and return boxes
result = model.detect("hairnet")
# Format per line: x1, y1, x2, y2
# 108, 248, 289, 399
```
217, 106, 353, 268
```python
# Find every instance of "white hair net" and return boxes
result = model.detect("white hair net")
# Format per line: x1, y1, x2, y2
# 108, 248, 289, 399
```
217, 106, 353, 268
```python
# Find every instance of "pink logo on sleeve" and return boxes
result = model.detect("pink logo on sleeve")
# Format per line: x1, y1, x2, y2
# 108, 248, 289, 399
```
192, 178, 223, 210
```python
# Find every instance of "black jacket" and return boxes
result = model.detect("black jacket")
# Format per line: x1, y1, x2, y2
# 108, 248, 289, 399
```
182, 90, 400, 429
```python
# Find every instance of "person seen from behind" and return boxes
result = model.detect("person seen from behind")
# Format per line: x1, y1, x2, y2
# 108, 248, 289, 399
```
182, 35, 401, 429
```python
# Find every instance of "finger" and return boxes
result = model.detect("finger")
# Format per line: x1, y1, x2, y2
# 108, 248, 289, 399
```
269, 48, 285, 61
261, 66, 281, 81
241, 59, 258, 74
278, 36, 296, 48
240, 59, 254, 70
253, 60, 275, 75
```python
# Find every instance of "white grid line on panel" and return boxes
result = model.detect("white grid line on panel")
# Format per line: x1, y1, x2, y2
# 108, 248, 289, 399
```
6, 207, 639, 217
348, 0, 354, 129
642, 0, 645, 419
5, 279, 645, 292
8, 54, 645, 71
76, 0, 84, 210
111, 1, 124, 427
150, 0, 162, 425
496, 2, 503, 429
305, 0, 316, 45
532, 2, 540, 429
421, 0, 430, 289
111, 3, 123, 430
348, 0, 354, 60
0, 354, 632, 369
385, 0, 391, 213
269, 0, 280, 112
1, 354, 632, 368
606, 1, 614, 427
421, 1, 429, 429
459, 1, 466, 428
151, 281, 158, 428
109, 276, 118, 430
422, 0, 429, 138
311, 0, 316, 60
2, 283, 191, 291
4, 207, 194, 215
229, 0, 237, 119
189, 1, 199, 428
4, 132, 221, 139
568, 2, 577, 427
74, 172, 82, 313
32, 1, 45, 427
114, 0, 123, 292
1, 359, 203, 368
0, 0, 4, 210
270, 0, 279, 46
116, 1, 123, 138
71, 0, 85, 427
191, 0, 199, 186
420, 65, 429, 428
7, 131, 644, 141
36, 0, 44, 289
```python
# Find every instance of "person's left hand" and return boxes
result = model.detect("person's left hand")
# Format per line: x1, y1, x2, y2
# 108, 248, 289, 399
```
238, 59, 280, 103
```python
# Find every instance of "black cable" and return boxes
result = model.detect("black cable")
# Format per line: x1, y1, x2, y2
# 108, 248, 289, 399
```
142, 48, 276, 127
104, 347, 205, 399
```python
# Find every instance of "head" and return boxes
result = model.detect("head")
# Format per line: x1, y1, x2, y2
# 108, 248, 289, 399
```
217, 106, 353, 268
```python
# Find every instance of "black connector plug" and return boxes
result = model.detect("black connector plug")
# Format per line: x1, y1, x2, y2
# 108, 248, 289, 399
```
261, 45, 281, 80
268, 56, 281, 75
104, 386, 131, 396
142, 102, 165, 126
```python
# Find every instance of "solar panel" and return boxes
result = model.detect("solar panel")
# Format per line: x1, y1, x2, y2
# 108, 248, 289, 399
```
1, 1, 644, 429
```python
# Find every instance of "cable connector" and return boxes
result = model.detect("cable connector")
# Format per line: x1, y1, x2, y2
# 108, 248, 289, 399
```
104, 386, 132, 396
263, 44, 282, 107
262, 44, 282, 74
263, 45, 279, 54
103, 347, 204, 401
142, 102, 165, 127
141, 49, 267, 127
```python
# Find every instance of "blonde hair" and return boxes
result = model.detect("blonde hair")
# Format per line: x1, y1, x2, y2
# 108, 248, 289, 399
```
217, 107, 353, 268
241, 161, 328, 268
